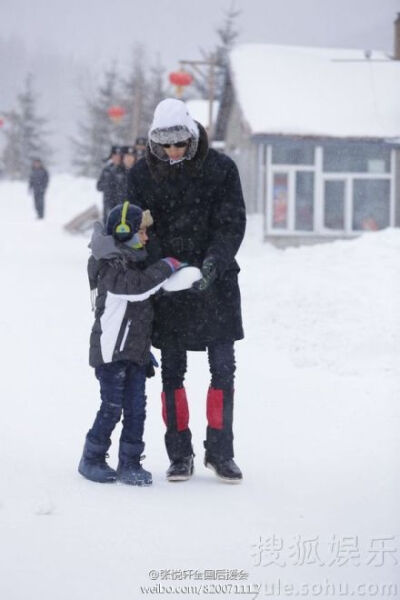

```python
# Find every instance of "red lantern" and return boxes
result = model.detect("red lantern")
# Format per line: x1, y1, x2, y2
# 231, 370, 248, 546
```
107, 105, 125, 123
169, 70, 193, 98
169, 71, 193, 87
0, 118, 4, 128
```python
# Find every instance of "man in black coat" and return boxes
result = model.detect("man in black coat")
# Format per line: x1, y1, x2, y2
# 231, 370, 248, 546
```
128, 98, 246, 483
97, 145, 126, 223
29, 158, 49, 219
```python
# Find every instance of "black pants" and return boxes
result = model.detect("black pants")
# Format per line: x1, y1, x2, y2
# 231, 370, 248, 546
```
33, 192, 45, 219
161, 342, 236, 460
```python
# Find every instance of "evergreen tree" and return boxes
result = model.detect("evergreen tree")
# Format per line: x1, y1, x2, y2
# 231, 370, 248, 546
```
215, 1, 241, 69
192, 2, 240, 100
71, 64, 126, 177
2, 74, 51, 180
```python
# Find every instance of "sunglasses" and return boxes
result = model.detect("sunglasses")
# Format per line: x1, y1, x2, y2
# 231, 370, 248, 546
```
161, 141, 189, 149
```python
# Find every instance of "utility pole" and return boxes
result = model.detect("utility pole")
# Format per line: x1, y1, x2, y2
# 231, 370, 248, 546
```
132, 84, 142, 141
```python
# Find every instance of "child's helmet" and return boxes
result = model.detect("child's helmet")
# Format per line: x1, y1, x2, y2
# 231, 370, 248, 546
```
106, 202, 143, 242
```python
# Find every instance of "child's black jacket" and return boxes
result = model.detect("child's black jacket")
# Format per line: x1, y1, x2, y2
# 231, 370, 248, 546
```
88, 222, 172, 367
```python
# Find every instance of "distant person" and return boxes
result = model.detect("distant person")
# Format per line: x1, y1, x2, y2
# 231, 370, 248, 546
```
120, 145, 137, 201
135, 136, 147, 161
96, 145, 125, 223
122, 145, 137, 171
29, 158, 49, 219
78, 201, 184, 485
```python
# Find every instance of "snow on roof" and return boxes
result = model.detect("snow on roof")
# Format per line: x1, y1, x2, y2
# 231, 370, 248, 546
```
229, 44, 400, 140
186, 99, 220, 129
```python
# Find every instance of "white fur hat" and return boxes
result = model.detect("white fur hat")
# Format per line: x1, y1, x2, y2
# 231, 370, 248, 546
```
148, 98, 200, 162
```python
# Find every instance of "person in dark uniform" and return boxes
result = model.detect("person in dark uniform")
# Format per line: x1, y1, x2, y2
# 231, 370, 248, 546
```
122, 145, 136, 171
29, 158, 49, 219
118, 145, 137, 203
135, 137, 147, 161
96, 145, 125, 223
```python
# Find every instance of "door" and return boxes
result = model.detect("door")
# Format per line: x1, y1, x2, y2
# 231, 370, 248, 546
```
272, 172, 289, 228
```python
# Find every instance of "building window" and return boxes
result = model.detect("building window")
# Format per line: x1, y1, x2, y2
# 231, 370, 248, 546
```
353, 179, 391, 230
272, 141, 315, 165
323, 143, 391, 173
266, 143, 393, 237
272, 173, 288, 228
295, 172, 314, 231
324, 180, 345, 230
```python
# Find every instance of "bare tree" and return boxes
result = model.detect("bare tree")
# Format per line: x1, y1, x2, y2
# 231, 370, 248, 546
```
145, 54, 167, 125
71, 49, 167, 175
71, 64, 125, 177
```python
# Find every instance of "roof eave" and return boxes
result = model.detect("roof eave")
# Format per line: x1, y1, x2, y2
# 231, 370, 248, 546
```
249, 132, 400, 146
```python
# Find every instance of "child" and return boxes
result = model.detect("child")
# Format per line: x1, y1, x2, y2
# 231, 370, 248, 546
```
78, 201, 182, 486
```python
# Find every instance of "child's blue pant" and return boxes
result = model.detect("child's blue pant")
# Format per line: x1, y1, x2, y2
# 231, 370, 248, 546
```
88, 360, 147, 457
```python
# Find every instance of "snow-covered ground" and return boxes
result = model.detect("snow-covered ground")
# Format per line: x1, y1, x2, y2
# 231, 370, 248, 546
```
1, 175, 399, 600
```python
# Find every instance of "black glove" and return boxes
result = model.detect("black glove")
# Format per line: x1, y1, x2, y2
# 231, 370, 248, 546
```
146, 362, 156, 378
146, 352, 159, 379
191, 258, 218, 293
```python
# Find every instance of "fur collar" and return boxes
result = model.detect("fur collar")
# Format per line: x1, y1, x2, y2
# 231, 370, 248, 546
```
145, 122, 209, 183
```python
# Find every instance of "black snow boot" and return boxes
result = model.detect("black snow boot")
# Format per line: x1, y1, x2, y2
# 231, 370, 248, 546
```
204, 453, 243, 484
166, 456, 194, 482
162, 389, 194, 459
78, 438, 117, 483
117, 441, 152, 486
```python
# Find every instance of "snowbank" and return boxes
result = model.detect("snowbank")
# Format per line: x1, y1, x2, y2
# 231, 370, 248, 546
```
0, 175, 398, 600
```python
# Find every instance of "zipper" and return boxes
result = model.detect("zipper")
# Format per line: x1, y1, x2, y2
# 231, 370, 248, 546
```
119, 319, 132, 352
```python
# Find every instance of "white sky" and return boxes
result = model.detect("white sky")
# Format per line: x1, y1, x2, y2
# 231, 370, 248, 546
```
1, 0, 399, 168
1, 0, 400, 73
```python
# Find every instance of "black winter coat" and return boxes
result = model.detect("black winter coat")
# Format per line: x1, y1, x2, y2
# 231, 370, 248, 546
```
29, 167, 49, 195
128, 125, 246, 350
97, 163, 127, 218
88, 223, 173, 367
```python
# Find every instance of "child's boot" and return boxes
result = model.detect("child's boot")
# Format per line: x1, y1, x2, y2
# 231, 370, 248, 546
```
117, 441, 152, 486
78, 437, 117, 483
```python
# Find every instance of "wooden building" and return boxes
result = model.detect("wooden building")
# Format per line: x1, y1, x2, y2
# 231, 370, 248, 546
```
216, 26, 400, 245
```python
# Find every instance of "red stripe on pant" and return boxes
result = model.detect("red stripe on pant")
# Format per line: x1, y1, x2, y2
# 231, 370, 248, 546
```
161, 392, 167, 426
161, 388, 189, 432
206, 387, 224, 430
